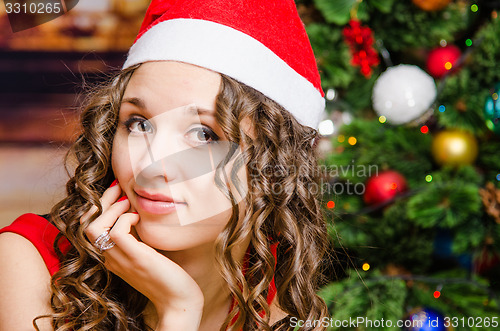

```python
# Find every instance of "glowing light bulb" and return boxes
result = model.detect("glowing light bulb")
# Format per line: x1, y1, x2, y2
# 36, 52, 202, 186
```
326, 88, 336, 101
318, 120, 334, 136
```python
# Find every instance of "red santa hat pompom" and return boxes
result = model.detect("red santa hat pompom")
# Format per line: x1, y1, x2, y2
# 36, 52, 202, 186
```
123, 0, 325, 129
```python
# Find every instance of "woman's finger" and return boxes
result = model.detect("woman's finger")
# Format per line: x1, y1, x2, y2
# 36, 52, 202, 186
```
99, 180, 122, 210
85, 197, 130, 240
80, 180, 121, 225
108, 212, 141, 254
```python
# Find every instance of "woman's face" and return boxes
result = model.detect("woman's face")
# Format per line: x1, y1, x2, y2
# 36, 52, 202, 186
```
112, 61, 248, 251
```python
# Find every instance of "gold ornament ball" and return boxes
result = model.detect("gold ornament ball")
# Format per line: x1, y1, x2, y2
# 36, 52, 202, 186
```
412, 0, 451, 11
431, 130, 478, 166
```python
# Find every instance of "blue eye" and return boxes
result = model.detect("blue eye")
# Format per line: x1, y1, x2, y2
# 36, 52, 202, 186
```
124, 117, 153, 134
187, 126, 219, 144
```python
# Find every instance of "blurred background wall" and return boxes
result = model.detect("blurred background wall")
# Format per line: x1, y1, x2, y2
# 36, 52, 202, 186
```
0, 0, 150, 226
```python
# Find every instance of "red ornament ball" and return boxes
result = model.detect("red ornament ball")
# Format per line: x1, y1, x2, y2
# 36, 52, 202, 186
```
474, 246, 500, 276
412, 0, 451, 11
426, 45, 462, 78
363, 170, 408, 206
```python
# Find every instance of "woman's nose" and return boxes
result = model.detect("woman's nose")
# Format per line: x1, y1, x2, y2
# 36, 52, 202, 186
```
132, 129, 236, 188
133, 134, 220, 185
133, 133, 183, 188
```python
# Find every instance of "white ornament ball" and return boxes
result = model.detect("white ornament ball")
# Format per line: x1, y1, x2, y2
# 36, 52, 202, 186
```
372, 64, 437, 125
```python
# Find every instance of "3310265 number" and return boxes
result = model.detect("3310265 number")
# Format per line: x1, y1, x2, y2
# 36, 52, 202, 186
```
444, 316, 498, 328
5, 1, 62, 15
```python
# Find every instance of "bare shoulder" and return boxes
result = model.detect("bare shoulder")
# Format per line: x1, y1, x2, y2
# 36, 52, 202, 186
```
269, 295, 289, 326
0, 232, 53, 330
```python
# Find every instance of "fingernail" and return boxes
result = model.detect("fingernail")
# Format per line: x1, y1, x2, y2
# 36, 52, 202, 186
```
132, 211, 138, 214
117, 196, 128, 202
110, 179, 118, 187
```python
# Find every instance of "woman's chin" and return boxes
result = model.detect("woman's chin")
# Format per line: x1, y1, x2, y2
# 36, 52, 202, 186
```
133, 220, 197, 251
133, 216, 227, 252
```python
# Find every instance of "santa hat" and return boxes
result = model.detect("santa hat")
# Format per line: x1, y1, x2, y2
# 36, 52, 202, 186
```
123, 0, 325, 129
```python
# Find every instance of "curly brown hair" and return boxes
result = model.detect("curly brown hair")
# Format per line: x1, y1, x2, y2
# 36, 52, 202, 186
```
34, 64, 330, 330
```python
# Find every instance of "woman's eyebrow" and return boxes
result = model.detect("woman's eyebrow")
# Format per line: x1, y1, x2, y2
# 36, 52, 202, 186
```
186, 106, 215, 116
122, 97, 215, 116
121, 97, 146, 109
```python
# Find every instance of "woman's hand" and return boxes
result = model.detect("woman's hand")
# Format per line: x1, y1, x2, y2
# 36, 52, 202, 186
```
81, 181, 204, 330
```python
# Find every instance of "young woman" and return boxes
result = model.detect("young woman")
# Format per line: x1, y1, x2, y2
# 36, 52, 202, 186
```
0, 0, 330, 330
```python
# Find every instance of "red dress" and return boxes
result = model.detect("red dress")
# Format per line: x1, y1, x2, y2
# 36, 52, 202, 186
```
0, 213, 71, 276
0, 213, 278, 328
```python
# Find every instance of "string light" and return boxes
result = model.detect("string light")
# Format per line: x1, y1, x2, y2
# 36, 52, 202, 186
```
326, 88, 336, 101
362, 263, 370, 271
338, 135, 345, 143
471, 4, 478, 12
444, 61, 453, 70
420, 125, 429, 134
343, 112, 353, 125
465, 39, 473, 47
318, 120, 334, 136
426, 175, 433, 182
379, 116, 387, 123
327, 201, 335, 209
439, 105, 446, 112
434, 284, 443, 299
348, 136, 357, 145
496, 174, 500, 181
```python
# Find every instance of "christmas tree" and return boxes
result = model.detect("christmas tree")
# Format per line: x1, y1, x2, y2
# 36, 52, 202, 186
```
300, 0, 500, 329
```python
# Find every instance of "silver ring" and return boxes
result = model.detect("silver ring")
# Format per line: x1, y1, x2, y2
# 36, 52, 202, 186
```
94, 229, 115, 252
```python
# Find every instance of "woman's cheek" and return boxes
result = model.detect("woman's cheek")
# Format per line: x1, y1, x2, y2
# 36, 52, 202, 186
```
111, 142, 133, 184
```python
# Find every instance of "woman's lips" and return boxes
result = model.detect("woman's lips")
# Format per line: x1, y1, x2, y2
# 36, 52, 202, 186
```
134, 189, 186, 215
